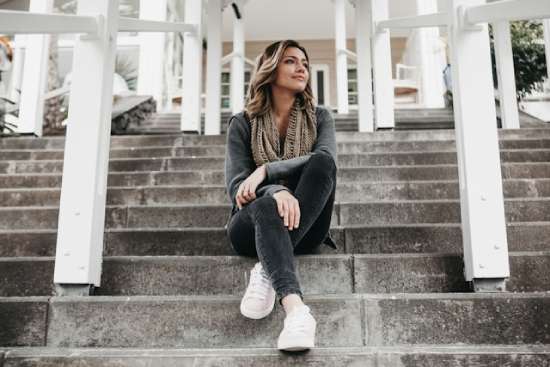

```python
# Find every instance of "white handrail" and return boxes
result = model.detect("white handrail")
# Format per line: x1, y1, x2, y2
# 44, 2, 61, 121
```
0, 10, 98, 35
43, 85, 71, 100
118, 17, 197, 34
465, 0, 550, 24
377, 12, 447, 31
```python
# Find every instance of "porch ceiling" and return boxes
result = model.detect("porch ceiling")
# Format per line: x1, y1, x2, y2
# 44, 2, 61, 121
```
220, 0, 448, 41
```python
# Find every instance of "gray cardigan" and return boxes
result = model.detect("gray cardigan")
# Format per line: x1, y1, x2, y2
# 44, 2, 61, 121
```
224, 106, 337, 216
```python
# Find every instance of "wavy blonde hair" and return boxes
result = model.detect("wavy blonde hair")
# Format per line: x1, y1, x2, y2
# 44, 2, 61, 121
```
244, 40, 315, 121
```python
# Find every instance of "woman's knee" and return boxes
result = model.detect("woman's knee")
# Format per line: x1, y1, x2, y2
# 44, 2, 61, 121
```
248, 196, 281, 221
307, 153, 337, 179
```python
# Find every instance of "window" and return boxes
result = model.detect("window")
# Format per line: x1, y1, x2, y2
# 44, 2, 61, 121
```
220, 70, 251, 110
348, 67, 358, 106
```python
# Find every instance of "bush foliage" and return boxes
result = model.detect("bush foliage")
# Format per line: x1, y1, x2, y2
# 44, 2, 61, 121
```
490, 21, 548, 100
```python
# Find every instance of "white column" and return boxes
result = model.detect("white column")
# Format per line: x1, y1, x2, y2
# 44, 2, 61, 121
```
53, 0, 119, 291
180, 0, 203, 132
17, 0, 53, 136
493, 21, 520, 129
414, 0, 446, 108
137, 0, 167, 109
371, 0, 394, 128
334, 0, 349, 114
8, 35, 25, 103
230, 0, 245, 114
446, 0, 509, 290
205, 0, 223, 135
355, 0, 374, 132
544, 20, 550, 81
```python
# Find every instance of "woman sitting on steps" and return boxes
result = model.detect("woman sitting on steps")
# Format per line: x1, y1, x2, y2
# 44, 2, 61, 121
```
224, 39, 338, 352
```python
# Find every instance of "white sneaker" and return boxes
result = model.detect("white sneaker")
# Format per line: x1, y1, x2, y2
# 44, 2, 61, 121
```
277, 305, 316, 351
240, 262, 276, 319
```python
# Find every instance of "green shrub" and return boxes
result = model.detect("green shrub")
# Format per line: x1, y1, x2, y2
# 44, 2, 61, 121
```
489, 21, 548, 100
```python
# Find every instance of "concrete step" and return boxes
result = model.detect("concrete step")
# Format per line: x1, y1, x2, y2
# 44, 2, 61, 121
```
1, 222, 549, 258
3, 346, 550, 366
2, 293, 549, 348
4, 139, 550, 159
2, 252, 549, 297
1, 199, 549, 230
4, 163, 550, 189
4, 128, 550, 150
3, 179, 550, 207
339, 198, 550, 226
3, 150, 550, 174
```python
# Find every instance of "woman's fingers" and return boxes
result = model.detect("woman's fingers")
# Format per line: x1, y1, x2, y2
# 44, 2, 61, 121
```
293, 200, 300, 229
282, 200, 289, 227
288, 200, 295, 231
245, 182, 256, 200
276, 197, 284, 217
236, 184, 244, 208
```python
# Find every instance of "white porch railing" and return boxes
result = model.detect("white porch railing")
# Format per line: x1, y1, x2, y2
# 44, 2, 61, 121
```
366, 0, 549, 291
0, 0, 199, 296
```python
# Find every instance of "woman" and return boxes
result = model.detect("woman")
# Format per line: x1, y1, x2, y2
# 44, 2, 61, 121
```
224, 40, 337, 351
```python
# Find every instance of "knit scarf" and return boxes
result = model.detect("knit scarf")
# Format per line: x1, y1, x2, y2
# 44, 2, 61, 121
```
250, 100, 317, 167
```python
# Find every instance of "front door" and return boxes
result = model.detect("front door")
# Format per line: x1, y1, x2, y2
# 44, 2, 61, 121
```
310, 64, 330, 107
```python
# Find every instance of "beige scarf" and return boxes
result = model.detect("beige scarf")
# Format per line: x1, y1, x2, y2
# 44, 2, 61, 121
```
250, 100, 317, 167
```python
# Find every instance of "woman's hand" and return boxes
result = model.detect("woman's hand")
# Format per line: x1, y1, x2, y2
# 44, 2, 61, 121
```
236, 165, 267, 209
273, 190, 300, 231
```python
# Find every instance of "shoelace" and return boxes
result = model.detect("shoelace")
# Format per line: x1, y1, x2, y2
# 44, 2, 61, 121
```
246, 265, 272, 300
284, 307, 313, 334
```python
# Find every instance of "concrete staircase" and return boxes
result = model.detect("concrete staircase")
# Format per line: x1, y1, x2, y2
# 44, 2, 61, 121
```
122, 108, 547, 134
1, 123, 550, 365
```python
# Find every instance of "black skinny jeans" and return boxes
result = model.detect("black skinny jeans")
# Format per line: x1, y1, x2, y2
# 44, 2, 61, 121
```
227, 153, 337, 304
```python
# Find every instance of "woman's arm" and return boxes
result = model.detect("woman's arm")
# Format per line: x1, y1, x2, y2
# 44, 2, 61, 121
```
225, 115, 288, 208
264, 107, 337, 182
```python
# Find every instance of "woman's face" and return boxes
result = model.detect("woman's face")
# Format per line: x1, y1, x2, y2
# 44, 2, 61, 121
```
272, 46, 309, 94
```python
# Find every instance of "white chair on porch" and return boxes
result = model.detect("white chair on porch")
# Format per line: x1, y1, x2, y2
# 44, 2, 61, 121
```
393, 63, 421, 105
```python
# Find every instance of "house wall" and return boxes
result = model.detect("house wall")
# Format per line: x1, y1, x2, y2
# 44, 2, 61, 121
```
220, 37, 407, 110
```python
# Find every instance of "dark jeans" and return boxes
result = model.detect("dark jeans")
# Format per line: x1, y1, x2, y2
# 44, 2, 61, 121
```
227, 153, 337, 304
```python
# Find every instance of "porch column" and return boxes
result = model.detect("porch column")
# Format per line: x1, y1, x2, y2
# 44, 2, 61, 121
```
371, 0, 394, 128
17, 0, 53, 136
137, 0, 167, 109
334, 0, 349, 114
493, 20, 520, 129
414, 0, 446, 108
180, 0, 203, 132
355, 0, 374, 132
8, 35, 25, 103
230, 0, 245, 114
205, 0, 223, 135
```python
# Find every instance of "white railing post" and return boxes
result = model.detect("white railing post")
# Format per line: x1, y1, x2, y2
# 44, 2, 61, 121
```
230, 0, 245, 115
355, 0, 374, 132
371, 0, 394, 128
17, 0, 53, 136
493, 20, 520, 129
446, 0, 509, 291
414, 0, 446, 108
137, 0, 167, 109
544, 19, 550, 81
205, 0, 223, 135
53, 0, 120, 295
334, 0, 350, 114
180, 0, 203, 132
